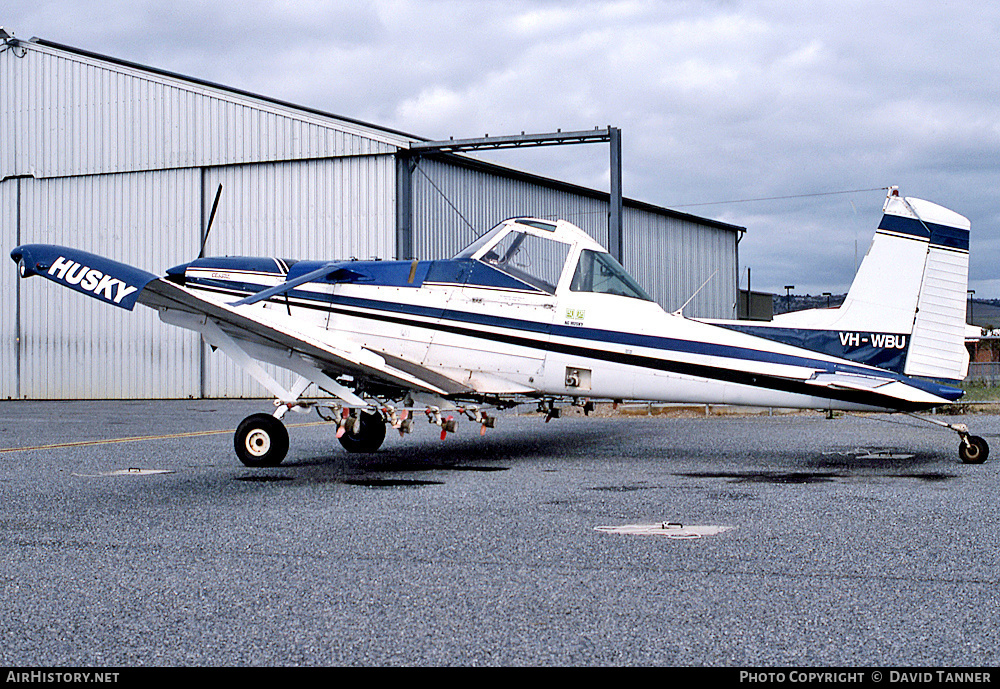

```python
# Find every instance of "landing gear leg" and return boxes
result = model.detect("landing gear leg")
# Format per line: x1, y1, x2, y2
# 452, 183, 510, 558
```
234, 413, 290, 467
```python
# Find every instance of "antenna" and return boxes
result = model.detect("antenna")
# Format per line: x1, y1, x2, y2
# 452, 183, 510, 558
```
199, 183, 223, 258
673, 270, 718, 317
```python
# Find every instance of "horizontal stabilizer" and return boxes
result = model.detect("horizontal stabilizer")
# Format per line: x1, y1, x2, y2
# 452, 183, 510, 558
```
10, 244, 159, 310
805, 372, 961, 405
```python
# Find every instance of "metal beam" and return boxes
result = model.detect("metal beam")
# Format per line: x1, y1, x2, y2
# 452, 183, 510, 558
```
396, 156, 416, 260
608, 126, 623, 263
407, 128, 612, 154
397, 127, 624, 262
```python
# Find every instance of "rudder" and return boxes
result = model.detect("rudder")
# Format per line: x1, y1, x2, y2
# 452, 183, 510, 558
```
887, 195, 972, 382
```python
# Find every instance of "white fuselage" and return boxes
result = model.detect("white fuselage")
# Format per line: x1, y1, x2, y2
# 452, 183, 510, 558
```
182, 255, 951, 413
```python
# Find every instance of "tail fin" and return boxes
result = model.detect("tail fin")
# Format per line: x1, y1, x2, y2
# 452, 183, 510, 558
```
722, 188, 971, 381
824, 188, 933, 335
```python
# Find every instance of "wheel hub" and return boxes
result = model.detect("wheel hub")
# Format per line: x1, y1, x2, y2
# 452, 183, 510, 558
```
245, 429, 271, 457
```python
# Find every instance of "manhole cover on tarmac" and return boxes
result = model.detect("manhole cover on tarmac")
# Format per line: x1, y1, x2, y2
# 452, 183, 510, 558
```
854, 450, 915, 460
73, 468, 175, 477
823, 448, 916, 460
595, 522, 733, 539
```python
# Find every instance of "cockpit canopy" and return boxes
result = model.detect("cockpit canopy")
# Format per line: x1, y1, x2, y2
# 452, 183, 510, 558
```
454, 218, 652, 301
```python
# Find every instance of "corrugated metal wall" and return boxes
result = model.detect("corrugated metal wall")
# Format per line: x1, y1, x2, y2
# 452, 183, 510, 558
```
201, 157, 395, 261
0, 179, 17, 399
624, 209, 738, 319
1, 39, 402, 399
14, 171, 201, 398
0, 42, 16, 176
409, 157, 738, 319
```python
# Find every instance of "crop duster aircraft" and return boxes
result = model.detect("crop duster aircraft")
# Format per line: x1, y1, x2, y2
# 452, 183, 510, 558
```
10, 187, 989, 466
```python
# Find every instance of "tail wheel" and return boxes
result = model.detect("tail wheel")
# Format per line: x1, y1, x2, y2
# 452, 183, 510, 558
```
338, 411, 387, 453
959, 435, 989, 465
235, 413, 289, 467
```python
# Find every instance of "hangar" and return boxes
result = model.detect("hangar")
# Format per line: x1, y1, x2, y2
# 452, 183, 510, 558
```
1, 33, 745, 399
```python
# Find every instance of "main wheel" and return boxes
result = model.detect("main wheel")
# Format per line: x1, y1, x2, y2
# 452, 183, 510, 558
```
338, 411, 387, 453
959, 435, 990, 465
234, 413, 289, 467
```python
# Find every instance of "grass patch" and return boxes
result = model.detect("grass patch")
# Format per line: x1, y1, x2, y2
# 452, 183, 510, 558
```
959, 383, 1000, 402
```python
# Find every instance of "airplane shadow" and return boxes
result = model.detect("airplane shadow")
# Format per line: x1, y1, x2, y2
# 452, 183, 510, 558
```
673, 447, 958, 485
248, 423, 608, 483
231, 419, 961, 486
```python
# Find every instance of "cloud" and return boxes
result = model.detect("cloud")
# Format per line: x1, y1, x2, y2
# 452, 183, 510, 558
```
6, 0, 999, 296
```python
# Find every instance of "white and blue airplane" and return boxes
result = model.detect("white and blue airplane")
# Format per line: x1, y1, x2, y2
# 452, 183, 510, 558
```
10, 187, 988, 466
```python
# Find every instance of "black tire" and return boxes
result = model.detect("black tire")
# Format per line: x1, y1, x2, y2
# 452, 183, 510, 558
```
234, 413, 289, 467
959, 435, 990, 465
338, 411, 387, 453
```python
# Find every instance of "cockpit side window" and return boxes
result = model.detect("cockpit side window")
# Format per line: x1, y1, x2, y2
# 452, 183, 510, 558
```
570, 249, 653, 301
482, 231, 570, 294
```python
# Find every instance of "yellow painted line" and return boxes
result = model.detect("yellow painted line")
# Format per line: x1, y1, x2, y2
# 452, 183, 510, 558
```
0, 420, 333, 455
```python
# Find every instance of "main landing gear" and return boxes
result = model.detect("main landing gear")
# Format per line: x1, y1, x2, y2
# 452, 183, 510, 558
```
233, 405, 392, 467
232, 400, 495, 467
336, 410, 387, 453
234, 413, 290, 467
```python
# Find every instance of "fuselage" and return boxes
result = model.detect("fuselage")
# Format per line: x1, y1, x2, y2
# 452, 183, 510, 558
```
168, 218, 962, 412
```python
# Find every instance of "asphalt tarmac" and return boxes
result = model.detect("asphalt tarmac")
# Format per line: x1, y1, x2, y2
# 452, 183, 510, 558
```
2, 400, 999, 667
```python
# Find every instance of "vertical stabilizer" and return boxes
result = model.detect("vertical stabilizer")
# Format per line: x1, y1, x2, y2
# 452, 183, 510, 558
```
764, 187, 933, 335
707, 188, 971, 380
828, 188, 931, 334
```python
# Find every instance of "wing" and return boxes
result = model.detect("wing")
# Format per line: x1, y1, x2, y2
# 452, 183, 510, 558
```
11, 244, 473, 403
141, 279, 473, 397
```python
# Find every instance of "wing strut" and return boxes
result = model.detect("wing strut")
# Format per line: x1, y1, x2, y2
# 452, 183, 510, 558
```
198, 318, 368, 407
229, 263, 340, 307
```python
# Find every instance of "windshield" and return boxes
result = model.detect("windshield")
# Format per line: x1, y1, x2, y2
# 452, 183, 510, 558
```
570, 249, 653, 301
482, 231, 570, 294
453, 222, 506, 260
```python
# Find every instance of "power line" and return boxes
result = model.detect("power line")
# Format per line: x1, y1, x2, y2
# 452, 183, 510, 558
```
669, 187, 889, 208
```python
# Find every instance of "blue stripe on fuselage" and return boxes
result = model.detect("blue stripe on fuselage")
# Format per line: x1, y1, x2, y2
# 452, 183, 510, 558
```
185, 274, 964, 404
717, 323, 910, 374
244, 257, 545, 293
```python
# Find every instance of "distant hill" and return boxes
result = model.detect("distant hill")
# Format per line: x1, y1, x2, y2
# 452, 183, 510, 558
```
967, 300, 1000, 330
772, 293, 845, 315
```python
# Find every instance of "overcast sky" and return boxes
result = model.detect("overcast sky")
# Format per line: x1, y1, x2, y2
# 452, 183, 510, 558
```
6, 1, 999, 297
